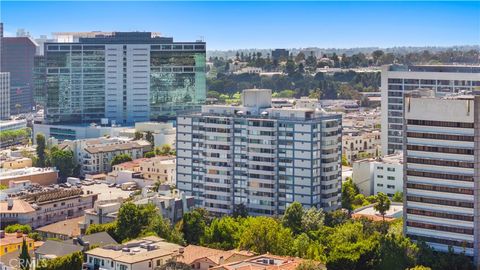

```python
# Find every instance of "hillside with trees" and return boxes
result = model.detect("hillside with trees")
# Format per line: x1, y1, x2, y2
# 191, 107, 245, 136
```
207, 48, 479, 101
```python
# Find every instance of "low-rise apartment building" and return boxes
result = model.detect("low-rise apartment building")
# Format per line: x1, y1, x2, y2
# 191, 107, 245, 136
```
1, 157, 32, 170
342, 128, 381, 164
84, 236, 183, 270
352, 153, 403, 196
0, 187, 97, 228
0, 231, 34, 256
111, 156, 176, 185
60, 138, 151, 176
0, 167, 58, 187
139, 157, 176, 184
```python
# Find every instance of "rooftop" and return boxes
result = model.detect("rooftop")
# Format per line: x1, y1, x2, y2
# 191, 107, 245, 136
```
388, 64, 480, 73
86, 236, 183, 264
352, 202, 403, 222
0, 167, 57, 180
0, 232, 33, 246
212, 254, 309, 270
85, 140, 150, 154
179, 245, 255, 265
35, 216, 84, 238
0, 199, 35, 214
36, 232, 118, 257
18, 187, 89, 204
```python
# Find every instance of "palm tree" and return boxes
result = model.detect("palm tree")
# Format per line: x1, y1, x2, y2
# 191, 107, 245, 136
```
15, 103, 22, 115
374, 192, 391, 222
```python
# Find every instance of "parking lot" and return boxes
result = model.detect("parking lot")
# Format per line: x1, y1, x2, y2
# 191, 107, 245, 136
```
82, 183, 133, 201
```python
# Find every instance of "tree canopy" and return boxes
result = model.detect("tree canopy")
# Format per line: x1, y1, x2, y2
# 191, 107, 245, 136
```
111, 154, 133, 167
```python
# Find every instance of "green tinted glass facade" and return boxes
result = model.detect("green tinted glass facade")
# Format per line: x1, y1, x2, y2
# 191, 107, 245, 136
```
43, 32, 206, 124
150, 50, 206, 120
45, 46, 105, 123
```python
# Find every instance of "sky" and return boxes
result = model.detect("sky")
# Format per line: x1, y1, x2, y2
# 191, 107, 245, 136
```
1, 1, 479, 50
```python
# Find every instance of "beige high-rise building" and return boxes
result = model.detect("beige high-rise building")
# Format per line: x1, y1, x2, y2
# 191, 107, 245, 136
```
381, 65, 480, 155
403, 93, 479, 264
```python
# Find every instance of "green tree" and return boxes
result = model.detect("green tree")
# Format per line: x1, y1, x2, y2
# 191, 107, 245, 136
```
0, 184, 7, 190
115, 203, 156, 241
392, 191, 403, 202
296, 260, 323, 270
27, 232, 41, 241
85, 222, 119, 241
283, 202, 304, 235
19, 238, 31, 270
301, 207, 325, 232
285, 60, 296, 75
325, 222, 380, 270
15, 103, 22, 115
158, 260, 193, 270
145, 131, 155, 146
148, 215, 185, 245
238, 216, 294, 255
341, 178, 359, 211
202, 216, 241, 250
36, 251, 83, 270
49, 148, 75, 179
5, 224, 32, 234
134, 131, 143, 140
408, 267, 431, 270
181, 209, 207, 244
156, 144, 173, 156
36, 133, 46, 167
232, 203, 248, 218
375, 234, 418, 270
324, 210, 349, 227
374, 192, 391, 222
341, 155, 349, 166
144, 151, 155, 158
111, 154, 133, 167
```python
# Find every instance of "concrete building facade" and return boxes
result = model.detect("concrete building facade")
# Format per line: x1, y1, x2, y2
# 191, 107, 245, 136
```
352, 153, 403, 197
177, 89, 342, 216
403, 94, 478, 262
381, 65, 480, 155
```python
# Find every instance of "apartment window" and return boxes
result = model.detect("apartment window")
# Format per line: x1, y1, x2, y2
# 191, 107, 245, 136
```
387, 176, 395, 180
409, 235, 473, 248
377, 175, 384, 178
407, 157, 474, 168
407, 196, 473, 208
407, 183, 473, 195
377, 184, 384, 187
407, 144, 474, 155
387, 168, 395, 172
407, 221, 473, 235
406, 132, 474, 142
406, 208, 473, 222
407, 119, 473, 128
377, 166, 383, 170
406, 169, 473, 182
387, 185, 395, 189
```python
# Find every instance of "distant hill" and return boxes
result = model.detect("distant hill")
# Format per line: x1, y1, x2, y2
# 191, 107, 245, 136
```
207, 45, 480, 59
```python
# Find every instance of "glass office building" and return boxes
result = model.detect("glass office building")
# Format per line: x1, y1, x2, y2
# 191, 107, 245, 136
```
42, 32, 206, 124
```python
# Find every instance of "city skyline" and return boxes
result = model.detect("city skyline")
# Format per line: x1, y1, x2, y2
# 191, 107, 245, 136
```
1, 1, 479, 50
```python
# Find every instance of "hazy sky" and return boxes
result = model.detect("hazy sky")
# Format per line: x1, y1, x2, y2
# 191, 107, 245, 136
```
2, 1, 479, 50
